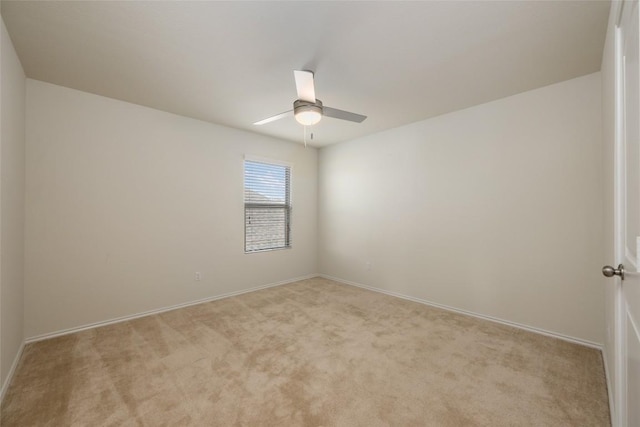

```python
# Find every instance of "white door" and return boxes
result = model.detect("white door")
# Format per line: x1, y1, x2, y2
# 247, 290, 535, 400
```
609, 1, 640, 425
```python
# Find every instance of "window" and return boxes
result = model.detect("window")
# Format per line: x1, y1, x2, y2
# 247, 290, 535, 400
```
244, 159, 291, 252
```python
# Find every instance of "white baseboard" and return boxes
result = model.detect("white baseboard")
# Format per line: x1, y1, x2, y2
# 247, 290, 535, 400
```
602, 346, 616, 426
11, 273, 610, 409
1, 341, 25, 404
26, 274, 319, 344
319, 274, 603, 350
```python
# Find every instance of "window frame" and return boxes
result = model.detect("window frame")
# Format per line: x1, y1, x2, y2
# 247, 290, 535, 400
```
243, 156, 292, 253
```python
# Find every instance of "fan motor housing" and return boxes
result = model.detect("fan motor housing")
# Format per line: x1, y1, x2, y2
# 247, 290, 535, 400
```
293, 99, 323, 115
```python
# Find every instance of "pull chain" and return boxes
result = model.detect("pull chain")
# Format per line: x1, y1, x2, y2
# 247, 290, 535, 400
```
302, 126, 314, 147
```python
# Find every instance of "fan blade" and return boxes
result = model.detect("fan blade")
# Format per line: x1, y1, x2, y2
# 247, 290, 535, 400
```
294, 70, 316, 103
323, 106, 367, 123
253, 110, 293, 125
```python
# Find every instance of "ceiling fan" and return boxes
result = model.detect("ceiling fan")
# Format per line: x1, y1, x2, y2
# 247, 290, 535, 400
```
254, 70, 367, 127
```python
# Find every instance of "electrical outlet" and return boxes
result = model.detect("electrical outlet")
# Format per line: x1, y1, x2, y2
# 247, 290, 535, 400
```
365, 262, 372, 271
195, 272, 201, 281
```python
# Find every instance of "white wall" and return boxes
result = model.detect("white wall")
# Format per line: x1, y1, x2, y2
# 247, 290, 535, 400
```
319, 72, 604, 344
0, 16, 26, 393
25, 80, 318, 338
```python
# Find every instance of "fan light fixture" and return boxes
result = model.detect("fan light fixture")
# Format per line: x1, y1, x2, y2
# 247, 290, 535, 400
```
294, 100, 323, 126
295, 109, 322, 126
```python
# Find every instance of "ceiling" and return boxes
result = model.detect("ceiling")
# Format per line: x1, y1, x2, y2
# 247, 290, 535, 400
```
1, 1, 610, 147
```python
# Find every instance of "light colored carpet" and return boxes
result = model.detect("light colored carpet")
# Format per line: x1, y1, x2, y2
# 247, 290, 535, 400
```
1, 277, 610, 426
